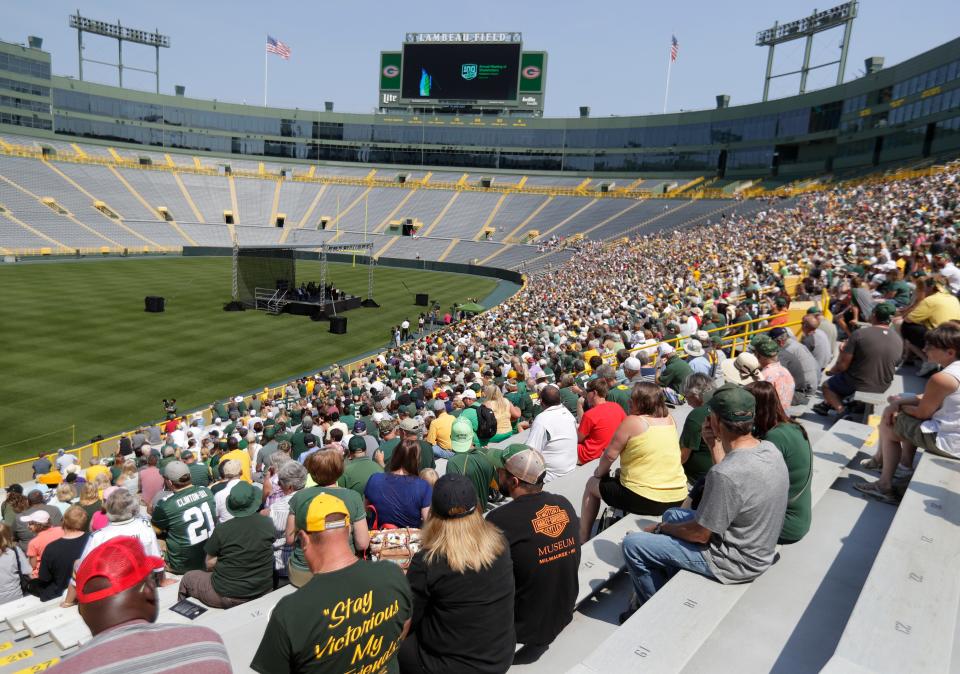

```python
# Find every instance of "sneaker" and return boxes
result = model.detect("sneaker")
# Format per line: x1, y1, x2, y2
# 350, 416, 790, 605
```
917, 361, 941, 377
812, 402, 833, 416
618, 594, 641, 625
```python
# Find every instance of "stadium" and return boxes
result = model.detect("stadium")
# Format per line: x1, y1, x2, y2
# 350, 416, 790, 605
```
0, 3, 958, 673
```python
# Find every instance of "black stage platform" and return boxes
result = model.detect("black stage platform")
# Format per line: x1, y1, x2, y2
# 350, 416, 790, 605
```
285, 295, 362, 318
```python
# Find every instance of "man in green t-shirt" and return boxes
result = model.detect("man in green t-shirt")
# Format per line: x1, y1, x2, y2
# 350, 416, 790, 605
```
251, 493, 412, 674
356, 404, 380, 440
338, 436, 384, 499
505, 379, 535, 422
151, 462, 217, 575
656, 344, 693, 392
177, 481, 275, 608
182, 450, 211, 487
378, 418, 435, 473
595, 364, 632, 415
443, 418, 496, 510
290, 417, 319, 460
879, 269, 914, 307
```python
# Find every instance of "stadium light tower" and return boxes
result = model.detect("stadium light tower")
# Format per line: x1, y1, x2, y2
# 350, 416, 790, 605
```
755, 1, 857, 101
69, 12, 170, 93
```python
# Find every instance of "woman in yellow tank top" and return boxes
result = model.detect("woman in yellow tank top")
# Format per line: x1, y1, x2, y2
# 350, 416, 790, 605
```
580, 383, 689, 543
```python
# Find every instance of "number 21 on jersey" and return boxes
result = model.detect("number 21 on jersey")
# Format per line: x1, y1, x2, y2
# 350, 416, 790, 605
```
183, 502, 215, 545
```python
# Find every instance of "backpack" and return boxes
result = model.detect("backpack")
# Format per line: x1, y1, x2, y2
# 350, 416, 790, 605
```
474, 404, 498, 440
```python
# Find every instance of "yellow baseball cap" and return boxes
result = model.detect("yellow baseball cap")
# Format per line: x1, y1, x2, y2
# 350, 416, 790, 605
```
295, 492, 350, 532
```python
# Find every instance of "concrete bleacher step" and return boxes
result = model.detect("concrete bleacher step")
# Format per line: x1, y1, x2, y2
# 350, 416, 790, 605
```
677, 465, 896, 673
822, 453, 960, 674
0, 597, 41, 626
510, 573, 633, 673
575, 513, 657, 607
23, 606, 76, 638
567, 416, 874, 674
50, 619, 91, 651
194, 584, 295, 632
194, 585, 297, 671
4, 597, 61, 632
0, 642, 64, 672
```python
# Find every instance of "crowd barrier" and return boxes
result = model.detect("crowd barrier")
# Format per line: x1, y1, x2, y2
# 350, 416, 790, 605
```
6, 246, 182, 258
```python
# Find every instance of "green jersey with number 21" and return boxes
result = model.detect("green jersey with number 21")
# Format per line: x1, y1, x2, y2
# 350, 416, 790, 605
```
151, 485, 217, 574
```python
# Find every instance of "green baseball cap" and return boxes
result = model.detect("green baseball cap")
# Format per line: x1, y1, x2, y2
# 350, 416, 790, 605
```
489, 443, 529, 469
806, 306, 822, 315
489, 444, 546, 483
708, 383, 756, 422
750, 334, 780, 357
873, 302, 896, 322
450, 418, 474, 453
347, 435, 367, 453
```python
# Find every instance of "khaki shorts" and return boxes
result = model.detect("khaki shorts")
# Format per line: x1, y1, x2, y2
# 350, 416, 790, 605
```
287, 560, 314, 588
894, 413, 938, 452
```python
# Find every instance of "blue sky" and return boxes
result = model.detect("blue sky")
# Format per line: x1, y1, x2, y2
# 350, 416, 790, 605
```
3, 0, 958, 116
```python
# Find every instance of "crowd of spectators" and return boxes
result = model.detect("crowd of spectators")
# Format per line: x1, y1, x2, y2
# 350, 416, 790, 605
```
3, 163, 958, 672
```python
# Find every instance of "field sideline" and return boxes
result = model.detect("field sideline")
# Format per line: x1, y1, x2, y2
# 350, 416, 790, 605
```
0, 256, 498, 461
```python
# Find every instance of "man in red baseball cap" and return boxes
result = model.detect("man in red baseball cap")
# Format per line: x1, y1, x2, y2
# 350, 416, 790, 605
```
51, 537, 232, 673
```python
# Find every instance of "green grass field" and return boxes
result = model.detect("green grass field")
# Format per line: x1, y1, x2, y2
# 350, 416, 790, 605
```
0, 256, 497, 461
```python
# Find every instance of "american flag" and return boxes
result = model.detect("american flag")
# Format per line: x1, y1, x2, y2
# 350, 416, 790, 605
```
266, 35, 291, 60
670, 35, 679, 62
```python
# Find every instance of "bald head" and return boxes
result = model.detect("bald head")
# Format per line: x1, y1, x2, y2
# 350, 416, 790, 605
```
801, 314, 820, 334
539, 385, 562, 408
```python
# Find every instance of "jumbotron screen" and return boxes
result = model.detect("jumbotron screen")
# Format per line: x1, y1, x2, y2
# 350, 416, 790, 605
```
401, 43, 522, 102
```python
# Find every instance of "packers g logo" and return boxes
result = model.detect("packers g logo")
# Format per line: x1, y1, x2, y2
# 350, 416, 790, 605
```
382, 65, 399, 78
461, 63, 478, 80
522, 65, 541, 79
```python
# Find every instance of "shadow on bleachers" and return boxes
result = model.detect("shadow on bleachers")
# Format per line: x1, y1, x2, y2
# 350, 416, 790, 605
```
770, 497, 892, 673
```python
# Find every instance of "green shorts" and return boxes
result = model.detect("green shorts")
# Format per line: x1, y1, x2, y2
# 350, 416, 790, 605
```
894, 413, 938, 452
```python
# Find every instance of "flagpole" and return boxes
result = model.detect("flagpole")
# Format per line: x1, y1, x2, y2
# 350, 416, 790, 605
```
662, 52, 672, 114
263, 40, 268, 107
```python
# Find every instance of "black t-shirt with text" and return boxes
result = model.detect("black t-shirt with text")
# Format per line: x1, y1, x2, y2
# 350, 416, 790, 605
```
486, 491, 581, 646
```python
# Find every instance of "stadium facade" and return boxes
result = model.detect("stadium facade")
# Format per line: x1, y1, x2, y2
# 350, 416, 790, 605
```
0, 35, 958, 178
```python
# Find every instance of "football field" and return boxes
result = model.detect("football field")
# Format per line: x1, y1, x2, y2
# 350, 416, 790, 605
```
0, 256, 498, 461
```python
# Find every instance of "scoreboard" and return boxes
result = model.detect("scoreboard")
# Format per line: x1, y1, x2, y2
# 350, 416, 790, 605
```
379, 32, 546, 114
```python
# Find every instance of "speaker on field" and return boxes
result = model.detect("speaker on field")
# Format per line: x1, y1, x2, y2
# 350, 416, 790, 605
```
145, 296, 165, 313
329, 316, 347, 334
415, 293, 429, 306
